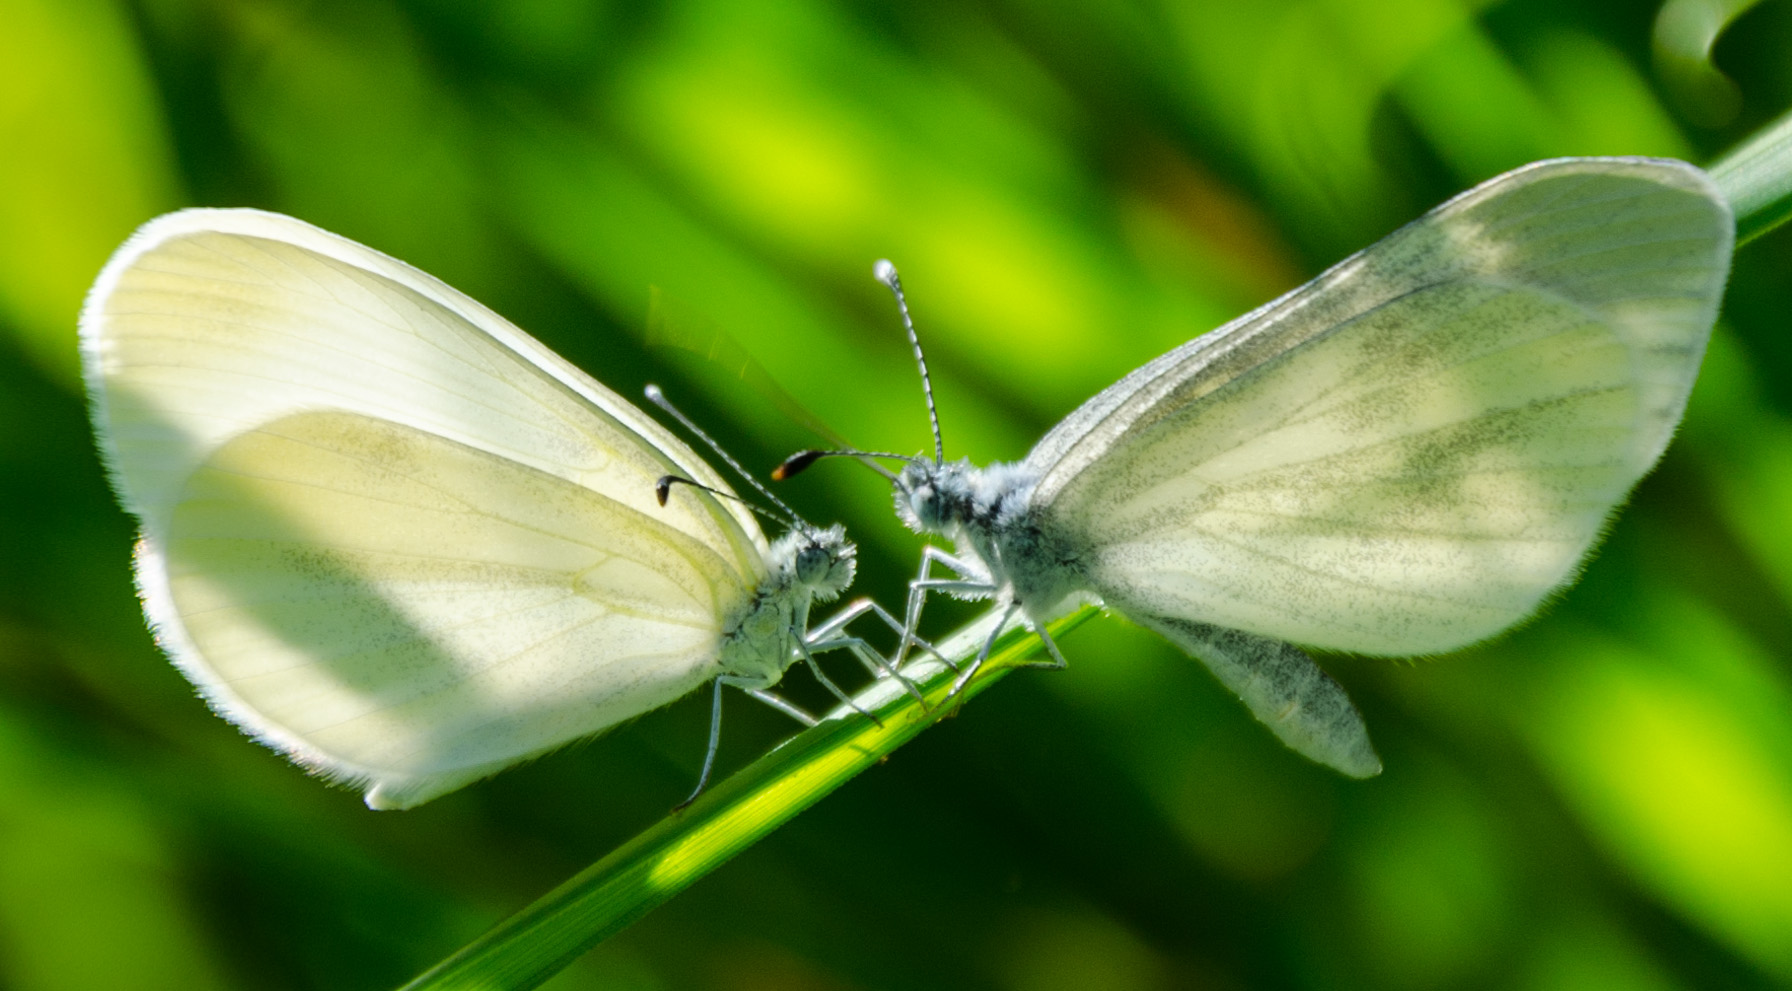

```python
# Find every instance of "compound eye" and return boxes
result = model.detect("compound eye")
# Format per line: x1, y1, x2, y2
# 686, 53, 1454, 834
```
915, 485, 943, 523
796, 546, 828, 583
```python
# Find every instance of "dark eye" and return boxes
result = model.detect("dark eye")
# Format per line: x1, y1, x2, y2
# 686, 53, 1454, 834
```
796, 547, 828, 581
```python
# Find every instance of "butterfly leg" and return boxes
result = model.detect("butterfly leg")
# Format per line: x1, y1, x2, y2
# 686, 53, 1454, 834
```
809, 598, 940, 695
947, 600, 1023, 699
678, 678, 730, 810
1021, 619, 1070, 673
895, 546, 990, 669
909, 575, 999, 687
823, 597, 953, 671
678, 679, 820, 810
745, 688, 820, 727
796, 637, 886, 727
808, 631, 929, 707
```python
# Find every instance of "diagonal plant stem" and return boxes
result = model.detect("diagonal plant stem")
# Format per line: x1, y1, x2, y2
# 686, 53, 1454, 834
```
1710, 107, 1792, 246
397, 605, 1098, 991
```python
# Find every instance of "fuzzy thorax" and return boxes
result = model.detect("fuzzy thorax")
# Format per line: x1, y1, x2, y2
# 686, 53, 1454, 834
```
894, 458, 1086, 618
718, 524, 857, 688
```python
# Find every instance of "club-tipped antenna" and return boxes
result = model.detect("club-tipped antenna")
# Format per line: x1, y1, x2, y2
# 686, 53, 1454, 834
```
656, 474, 794, 528
773, 448, 914, 484
645, 384, 806, 526
875, 260, 943, 466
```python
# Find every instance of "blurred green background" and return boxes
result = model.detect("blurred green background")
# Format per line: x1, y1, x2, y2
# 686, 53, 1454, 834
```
3, 0, 1792, 988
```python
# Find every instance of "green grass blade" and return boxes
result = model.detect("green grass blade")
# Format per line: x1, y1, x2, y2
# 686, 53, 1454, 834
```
1711, 108, 1792, 246
396, 606, 1098, 991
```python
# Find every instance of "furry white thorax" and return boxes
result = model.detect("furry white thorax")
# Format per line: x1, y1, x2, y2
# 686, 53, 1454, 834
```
894, 458, 1089, 622
718, 524, 857, 688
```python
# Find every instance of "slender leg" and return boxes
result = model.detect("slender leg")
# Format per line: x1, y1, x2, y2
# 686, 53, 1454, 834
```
1024, 621, 1070, 672
744, 688, 818, 727
798, 638, 885, 726
947, 601, 1022, 699
810, 599, 917, 678
895, 546, 990, 669
861, 598, 950, 668
904, 577, 996, 673
677, 679, 823, 810
807, 598, 929, 703
810, 634, 929, 706
893, 554, 930, 671
806, 596, 873, 642
914, 579, 1000, 594
676, 678, 729, 810
812, 597, 951, 671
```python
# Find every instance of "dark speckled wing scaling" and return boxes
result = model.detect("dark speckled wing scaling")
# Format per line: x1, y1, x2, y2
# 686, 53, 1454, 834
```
1021, 159, 1732, 772
1033, 159, 1732, 653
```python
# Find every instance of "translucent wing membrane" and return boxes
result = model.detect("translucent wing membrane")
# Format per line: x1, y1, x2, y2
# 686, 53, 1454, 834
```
1132, 616, 1381, 777
1034, 158, 1732, 655
80, 209, 780, 807
157, 412, 738, 808
82, 210, 764, 570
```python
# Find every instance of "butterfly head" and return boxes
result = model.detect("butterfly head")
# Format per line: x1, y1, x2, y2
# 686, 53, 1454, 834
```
789, 523, 857, 602
894, 457, 974, 537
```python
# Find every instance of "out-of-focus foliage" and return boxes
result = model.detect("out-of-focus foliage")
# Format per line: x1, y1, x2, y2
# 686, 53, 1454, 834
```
1, 0, 1789, 988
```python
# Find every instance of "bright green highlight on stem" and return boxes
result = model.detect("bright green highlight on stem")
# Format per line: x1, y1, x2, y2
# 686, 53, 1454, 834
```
398, 607, 1097, 991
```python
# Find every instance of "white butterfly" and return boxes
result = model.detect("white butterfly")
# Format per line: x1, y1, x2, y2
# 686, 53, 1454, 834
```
80, 209, 911, 810
785, 157, 1734, 776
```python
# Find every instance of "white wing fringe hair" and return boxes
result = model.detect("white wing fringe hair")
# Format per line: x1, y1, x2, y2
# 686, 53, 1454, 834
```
879, 157, 1734, 778
80, 209, 870, 809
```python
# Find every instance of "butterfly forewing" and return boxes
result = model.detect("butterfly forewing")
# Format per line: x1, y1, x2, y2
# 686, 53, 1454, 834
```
84, 211, 766, 574
1032, 159, 1732, 655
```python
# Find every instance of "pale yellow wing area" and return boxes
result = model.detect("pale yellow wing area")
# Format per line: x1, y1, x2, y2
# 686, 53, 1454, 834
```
80, 208, 765, 576
148, 411, 745, 809
1034, 159, 1732, 654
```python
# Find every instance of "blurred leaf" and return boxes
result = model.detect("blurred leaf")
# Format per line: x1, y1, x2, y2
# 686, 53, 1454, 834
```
992, 905, 1175, 991
1515, 913, 1679, 991
1652, 0, 1762, 128
0, 698, 231, 991
0, 0, 180, 387
1519, 603, 1792, 980
218, 0, 487, 280
607, 0, 1199, 420
1393, 16, 1554, 179
1526, 30, 1693, 160
1344, 765, 1517, 989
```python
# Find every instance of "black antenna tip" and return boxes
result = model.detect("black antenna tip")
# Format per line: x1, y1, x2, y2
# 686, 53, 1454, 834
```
772, 450, 826, 481
654, 475, 674, 506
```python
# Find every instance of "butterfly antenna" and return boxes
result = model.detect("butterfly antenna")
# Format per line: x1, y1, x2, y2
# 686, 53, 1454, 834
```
656, 475, 794, 528
875, 260, 944, 466
772, 448, 911, 484
645, 384, 806, 526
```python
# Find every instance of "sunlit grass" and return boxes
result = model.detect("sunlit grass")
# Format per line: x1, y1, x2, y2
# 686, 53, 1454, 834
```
398, 608, 1094, 991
